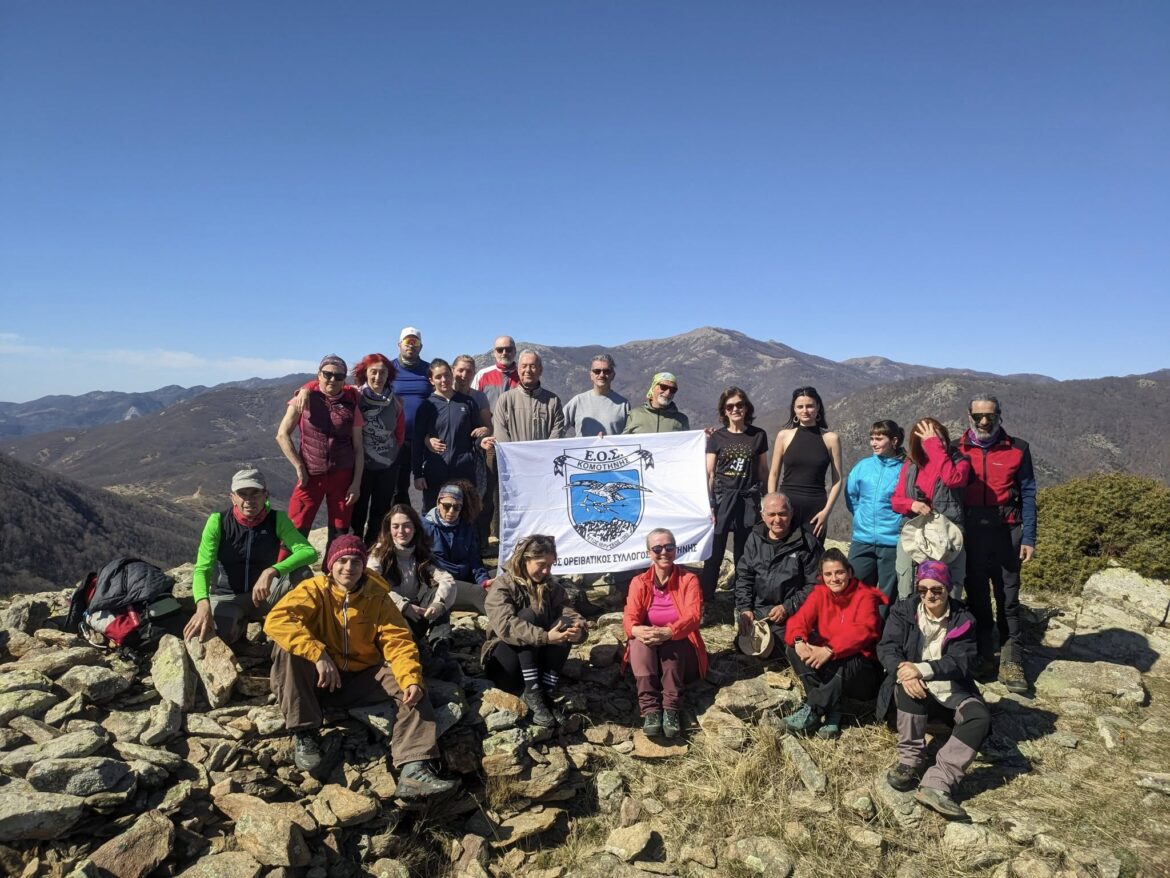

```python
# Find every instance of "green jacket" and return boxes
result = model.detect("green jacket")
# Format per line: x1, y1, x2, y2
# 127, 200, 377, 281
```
622, 402, 690, 434
192, 507, 318, 603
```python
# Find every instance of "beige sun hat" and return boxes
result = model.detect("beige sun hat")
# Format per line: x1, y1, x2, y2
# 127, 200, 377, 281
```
737, 619, 774, 658
900, 511, 965, 564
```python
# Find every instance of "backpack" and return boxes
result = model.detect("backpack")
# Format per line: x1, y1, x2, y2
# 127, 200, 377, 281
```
66, 557, 181, 651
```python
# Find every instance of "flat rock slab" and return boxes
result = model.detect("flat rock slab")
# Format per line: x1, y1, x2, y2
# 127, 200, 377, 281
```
732, 836, 793, 876
478, 688, 530, 719
16, 646, 106, 678
697, 707, 749, 750
0, 669, 54, 695
1082, 569, 1170, 626
215, 793, 316, 833
57, 665, 131, 703
488, 807, 564, 848
0, 787, 85, 841
90, 809, 174, 878
234, 807, 311, 867
0, 689, 59, 724
605, 822, 653, 862
308, 784, 379, 827
176, 852, 264, 878
714, 678, 783, 720
1033, 660, 1145, 704
185, 636, 240, 709
151, 634, 196, 709
631, 731, 688, 759
27, 756, 134, 797
0, 728, 110, 777
781, 737, 826, 793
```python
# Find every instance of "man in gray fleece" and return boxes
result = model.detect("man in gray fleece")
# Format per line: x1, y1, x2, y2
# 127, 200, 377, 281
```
563, 353, 630, 437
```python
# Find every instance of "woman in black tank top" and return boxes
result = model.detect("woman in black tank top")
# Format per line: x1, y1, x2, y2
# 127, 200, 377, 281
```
767, 387, 842, 541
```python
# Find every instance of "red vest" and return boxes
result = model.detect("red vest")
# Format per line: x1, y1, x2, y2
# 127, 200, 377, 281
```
300, 388, 357, 475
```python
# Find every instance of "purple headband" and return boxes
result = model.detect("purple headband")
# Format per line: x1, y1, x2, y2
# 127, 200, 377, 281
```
915, 560, 951, 589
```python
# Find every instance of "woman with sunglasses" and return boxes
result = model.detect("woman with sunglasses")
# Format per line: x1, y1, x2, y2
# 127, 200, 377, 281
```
877, 561, 989, 821
783, 549, 887, 738
482, 534, 588, 726
891, 418, 971, 598
701, 387, 769, 603
767, 387, 842, 542
421, 481, 492, 613
624, 528, 707, 739
276, 354, 365, 551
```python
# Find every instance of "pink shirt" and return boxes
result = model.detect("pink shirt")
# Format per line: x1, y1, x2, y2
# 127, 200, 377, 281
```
646, 585, 681, 628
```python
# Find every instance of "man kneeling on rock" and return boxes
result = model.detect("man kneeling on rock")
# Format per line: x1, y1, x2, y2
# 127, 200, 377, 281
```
264, 535, 458, 800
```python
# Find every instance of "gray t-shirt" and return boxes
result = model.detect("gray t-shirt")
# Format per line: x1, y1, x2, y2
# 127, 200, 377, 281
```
563, 390, 630, 437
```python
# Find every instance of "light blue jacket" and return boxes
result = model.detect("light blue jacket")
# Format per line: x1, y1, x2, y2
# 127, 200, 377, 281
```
846, 454, 905, 546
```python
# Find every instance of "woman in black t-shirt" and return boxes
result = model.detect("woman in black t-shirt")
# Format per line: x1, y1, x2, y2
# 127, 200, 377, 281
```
701, 387, 769, 603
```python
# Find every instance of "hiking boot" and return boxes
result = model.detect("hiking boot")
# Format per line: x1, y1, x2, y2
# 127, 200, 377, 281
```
642, 711, 663, 738
785, 703, 819, 734
914, 785, 969, 820
293, 730, 323, 774
816, 710, 842, 739
886, 762, 922, 793
522, 686, 556, 728
395, 760, 458, 801
999, 658, 1029, 694
662, 709, 682, 739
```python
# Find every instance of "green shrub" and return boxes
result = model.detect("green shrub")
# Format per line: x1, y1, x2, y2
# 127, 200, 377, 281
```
1023, 472, 1170, 592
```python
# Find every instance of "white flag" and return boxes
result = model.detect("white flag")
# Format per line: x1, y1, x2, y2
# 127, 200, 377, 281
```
497, 431, 714, 574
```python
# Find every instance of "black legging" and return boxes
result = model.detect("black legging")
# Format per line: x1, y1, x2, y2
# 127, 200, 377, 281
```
484, 642, 571, 693
786, 645, 882, 713
700, 525, 751, 601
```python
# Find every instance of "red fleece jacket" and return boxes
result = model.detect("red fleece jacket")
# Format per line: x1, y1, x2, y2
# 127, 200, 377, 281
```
783, 578, 887, 660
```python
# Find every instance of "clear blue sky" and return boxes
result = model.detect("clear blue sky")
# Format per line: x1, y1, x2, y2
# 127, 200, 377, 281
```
2, 2, 1167, 402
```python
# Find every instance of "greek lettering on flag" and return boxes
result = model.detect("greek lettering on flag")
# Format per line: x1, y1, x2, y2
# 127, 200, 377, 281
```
497, 430, 714, 574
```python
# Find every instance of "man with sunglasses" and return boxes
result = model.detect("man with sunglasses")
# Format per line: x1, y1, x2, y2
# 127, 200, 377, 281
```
276, 354, 364, 548
955, 395, 1037, 693
622, 371, 690, 434
390, 327, 432, 507
877, 561, 989, 820
563, 354, 630, 437
472, 336, 521, 547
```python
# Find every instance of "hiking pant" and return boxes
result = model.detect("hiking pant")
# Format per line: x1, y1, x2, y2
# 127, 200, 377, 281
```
628, 637, 698, 715
270, 647, 438, 768
477, 446, 499, 549
452, 580, 487, 614
391, 442, 414, 508
352, 464, 399, 546
287, 467, 355, 548
895, 686, 990, 795
964, 522, 1023, 658
208, 569, 308, 645
786, 646, 883, 714
849, 542, 898, 604
895, 543, 966, 600
700, 525, 751, 602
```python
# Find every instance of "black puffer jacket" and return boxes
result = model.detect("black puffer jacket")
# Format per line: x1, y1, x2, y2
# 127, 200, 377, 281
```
732, 523, 822, 615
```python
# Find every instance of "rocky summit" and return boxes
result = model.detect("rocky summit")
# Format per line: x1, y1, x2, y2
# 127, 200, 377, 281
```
0, 554, 1167, 877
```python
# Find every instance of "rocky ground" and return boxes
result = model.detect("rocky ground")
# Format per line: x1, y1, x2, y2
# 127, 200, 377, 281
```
0, 550, 1167, 878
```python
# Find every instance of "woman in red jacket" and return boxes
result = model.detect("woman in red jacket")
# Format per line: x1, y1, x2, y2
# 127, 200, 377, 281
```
784, 548, 886, 738
624, 528, 707, 740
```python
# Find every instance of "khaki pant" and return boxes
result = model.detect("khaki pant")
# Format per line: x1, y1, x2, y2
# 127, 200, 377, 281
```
270, 646, 439, 767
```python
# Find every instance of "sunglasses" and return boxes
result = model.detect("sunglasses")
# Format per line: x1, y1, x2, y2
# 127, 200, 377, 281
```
970, 412, 999, 422
656, 384, 677, 394
495, 346, 515, 353
724, 401, 746, 412
916, 586, 947, 597
320, 371, 346, 381
439, 501, 462, 512
649, 543, 677, 555
592, 368, 614, 376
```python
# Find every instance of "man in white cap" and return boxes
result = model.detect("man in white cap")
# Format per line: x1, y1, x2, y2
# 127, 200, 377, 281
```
183, 467, 319, 645
391, 327, 431, 507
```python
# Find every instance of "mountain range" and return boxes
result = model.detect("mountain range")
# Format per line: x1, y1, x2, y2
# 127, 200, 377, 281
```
2, 327, 1166, 588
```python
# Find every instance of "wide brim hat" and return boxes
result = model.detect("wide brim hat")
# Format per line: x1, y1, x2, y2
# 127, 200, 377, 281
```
900, 511, 964, 564
737, 619, 773, 658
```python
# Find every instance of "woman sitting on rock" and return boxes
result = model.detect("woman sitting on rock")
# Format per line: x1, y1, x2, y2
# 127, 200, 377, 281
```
482, 534, 588, 727
877, 560, 989, 821
624, 528, 707, 740
367, 504, 459, 679
783, 548, 887, 738
421, 481, 492, 613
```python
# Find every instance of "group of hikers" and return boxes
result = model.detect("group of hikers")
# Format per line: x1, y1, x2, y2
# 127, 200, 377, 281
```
180, 327, 1037, 821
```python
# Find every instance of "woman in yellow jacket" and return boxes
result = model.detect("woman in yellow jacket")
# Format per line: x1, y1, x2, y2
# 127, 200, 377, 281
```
264, 534, 457, 800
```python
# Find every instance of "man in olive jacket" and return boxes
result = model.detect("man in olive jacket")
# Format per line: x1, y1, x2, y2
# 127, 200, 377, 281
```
733, 492, 822, 656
